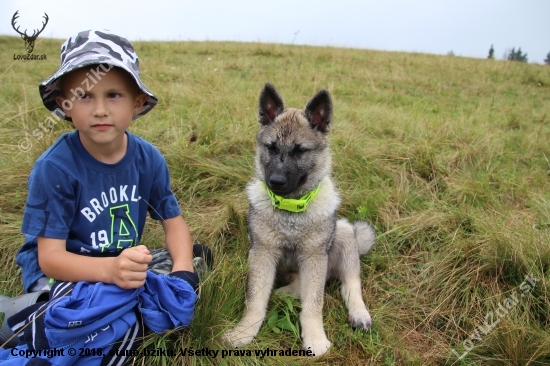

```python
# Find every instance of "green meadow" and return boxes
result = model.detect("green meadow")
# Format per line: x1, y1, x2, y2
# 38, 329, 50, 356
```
1, 35, 549, 365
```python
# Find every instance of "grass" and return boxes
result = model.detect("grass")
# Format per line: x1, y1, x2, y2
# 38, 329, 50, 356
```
1, 35, 550, 365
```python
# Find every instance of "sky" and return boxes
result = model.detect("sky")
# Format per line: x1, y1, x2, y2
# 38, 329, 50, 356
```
1, 0, 549, 64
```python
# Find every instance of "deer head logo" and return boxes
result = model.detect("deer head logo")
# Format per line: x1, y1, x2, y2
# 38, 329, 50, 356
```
11, 11, 49, 54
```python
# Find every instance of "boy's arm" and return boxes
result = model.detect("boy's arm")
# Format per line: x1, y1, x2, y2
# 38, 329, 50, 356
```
162, 216, 194, 273
37, 237, 152, 289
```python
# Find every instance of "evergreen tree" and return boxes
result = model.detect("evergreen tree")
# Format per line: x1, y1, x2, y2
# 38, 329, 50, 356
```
507, 47, 516, 60
488, 44, 494, 59
518, 48, 528, 62
507, 47, 528, 63
507, 47, 514, 60
544, 52, 550, 65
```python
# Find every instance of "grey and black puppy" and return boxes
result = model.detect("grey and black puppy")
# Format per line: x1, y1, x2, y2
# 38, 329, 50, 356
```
222, 83, 375, 356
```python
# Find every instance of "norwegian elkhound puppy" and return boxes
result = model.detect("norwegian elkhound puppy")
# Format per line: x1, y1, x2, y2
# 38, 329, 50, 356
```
222, 83, 375, 356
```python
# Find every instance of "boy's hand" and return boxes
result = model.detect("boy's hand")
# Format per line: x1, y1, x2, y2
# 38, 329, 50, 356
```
109, 245, 152, 289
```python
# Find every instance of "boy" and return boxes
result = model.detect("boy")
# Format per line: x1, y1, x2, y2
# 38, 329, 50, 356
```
16, 29, 210, 294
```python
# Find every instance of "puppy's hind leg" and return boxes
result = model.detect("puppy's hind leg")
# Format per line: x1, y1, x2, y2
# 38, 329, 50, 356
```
329, 219, 372, 331
222, 246, 279, 347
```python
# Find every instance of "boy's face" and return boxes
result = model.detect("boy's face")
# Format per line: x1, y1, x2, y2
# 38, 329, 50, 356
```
56, 66, 147, 156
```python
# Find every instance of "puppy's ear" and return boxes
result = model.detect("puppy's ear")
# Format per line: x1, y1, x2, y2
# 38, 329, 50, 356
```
304, 89, 332, 133
258, 83, 285, 125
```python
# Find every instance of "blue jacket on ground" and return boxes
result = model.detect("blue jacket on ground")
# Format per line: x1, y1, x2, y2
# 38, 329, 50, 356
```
0, 271, 197, 365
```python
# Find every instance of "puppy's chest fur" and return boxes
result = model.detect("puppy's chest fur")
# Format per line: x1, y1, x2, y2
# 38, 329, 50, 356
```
246, 177, 340, 252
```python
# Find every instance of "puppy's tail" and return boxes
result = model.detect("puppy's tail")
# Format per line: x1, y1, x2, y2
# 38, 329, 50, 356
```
353, 221, 376, 255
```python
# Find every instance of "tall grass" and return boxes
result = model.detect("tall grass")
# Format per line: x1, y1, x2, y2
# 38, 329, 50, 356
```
1, 35, 549, 365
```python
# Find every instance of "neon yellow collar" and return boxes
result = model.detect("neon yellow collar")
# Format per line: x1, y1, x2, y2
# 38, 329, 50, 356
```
263, 183, 321, 213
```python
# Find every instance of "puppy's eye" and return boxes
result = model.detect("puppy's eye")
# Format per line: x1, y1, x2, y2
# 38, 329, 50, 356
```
265, 142, 279, 154
292, 145, 309, 156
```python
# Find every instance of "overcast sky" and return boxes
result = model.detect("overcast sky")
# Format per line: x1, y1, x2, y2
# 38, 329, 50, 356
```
1, 0, 549, 63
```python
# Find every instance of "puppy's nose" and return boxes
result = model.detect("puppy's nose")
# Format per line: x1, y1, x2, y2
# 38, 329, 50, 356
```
269, 174, 287, 189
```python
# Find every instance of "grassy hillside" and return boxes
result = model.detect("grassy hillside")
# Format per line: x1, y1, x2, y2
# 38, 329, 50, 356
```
1, 35, 549, 365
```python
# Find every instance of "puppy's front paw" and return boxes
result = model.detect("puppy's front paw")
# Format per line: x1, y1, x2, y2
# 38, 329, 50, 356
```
221, 325, 256, 348
302, 336, 331, 357
349, 308, 372, 331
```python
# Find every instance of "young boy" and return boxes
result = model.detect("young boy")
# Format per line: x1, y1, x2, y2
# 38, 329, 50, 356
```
16, 29, 210, 294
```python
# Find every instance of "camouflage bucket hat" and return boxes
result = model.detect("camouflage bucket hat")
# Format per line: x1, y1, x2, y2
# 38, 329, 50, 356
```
39, 29, 157, 121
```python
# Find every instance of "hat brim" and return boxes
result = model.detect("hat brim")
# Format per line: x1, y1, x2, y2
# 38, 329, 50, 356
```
39, 58, 158, 121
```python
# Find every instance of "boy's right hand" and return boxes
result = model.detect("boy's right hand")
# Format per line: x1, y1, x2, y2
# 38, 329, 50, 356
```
109, 245, 152, 289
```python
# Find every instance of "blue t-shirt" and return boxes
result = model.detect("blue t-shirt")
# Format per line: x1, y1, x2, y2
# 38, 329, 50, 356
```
17, 131, 181, 292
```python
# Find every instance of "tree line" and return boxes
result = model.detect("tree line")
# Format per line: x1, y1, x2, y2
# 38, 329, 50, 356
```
487, 44, 550, 64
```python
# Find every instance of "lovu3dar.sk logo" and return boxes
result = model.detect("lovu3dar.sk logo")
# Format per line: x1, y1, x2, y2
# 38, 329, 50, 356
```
12, 10, 48, 61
